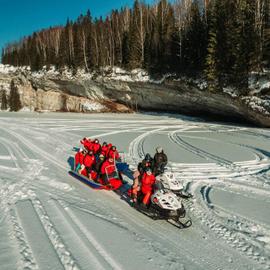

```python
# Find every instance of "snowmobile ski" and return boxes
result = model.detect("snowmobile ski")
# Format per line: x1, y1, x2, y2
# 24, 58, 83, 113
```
167, 217, 192, 229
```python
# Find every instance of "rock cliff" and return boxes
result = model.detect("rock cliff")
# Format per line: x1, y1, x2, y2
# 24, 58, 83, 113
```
0, 65, 269, 127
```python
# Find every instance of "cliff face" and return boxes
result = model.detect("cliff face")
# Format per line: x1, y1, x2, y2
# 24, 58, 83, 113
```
0, 70, 130, 113
0, 66, 269, 127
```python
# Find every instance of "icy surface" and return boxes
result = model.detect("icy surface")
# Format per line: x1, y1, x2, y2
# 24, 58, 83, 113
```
0, 112, 270, 270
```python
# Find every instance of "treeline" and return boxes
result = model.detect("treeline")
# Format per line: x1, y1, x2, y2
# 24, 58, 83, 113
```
2, 0, 270, 92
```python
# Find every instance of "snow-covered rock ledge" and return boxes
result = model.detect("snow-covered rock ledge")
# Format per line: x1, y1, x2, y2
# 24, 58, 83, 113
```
0, 65, 130, 113
0, 64, 269, 127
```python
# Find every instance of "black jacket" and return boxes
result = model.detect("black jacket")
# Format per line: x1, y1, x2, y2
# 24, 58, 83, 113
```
137, 159, 154, 174
154, 152, 167, 167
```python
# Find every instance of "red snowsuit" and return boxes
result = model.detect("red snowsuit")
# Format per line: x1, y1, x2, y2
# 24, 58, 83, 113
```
81, 154, 96, 178
106, 143, 113, 157
92, 142, 101, 154
81, 138, 93, 151
83, 154, 95, 168
100, 159, 122, 189
107, 149, 120, 161
101, 145, 109, 156
101, 160, 116, 175
75, 151, 84, 167
141, 173, 156, 205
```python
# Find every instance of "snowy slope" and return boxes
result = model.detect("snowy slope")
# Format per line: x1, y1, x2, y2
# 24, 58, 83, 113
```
0, 112, 269, 270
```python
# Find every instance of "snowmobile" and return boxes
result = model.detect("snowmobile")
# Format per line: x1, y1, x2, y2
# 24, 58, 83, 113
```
155, 171, 193, 199
130, 184, 192, 229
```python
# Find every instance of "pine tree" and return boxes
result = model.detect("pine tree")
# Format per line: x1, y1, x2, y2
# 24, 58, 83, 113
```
1, 90, 8, 110
58, 19, 74, 70
182, 1, 207, 74
9, 81, 22, 111
205, 0, 219, 92
122, 31, 130, 66
128, 0, 144, 69
262, 0, 270, 68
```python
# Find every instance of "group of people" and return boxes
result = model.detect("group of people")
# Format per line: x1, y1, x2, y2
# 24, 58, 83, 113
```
74, 137, 168, 207
131, 146, 168, 207
74, 137, 121, 185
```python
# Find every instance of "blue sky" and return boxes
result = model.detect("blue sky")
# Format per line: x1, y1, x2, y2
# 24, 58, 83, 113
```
0, 0, 154, 55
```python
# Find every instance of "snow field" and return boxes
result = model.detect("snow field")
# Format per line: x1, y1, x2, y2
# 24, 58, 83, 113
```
0, 112, 269, 270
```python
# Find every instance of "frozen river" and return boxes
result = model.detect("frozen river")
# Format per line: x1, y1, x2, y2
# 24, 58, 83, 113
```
0, 112, 269, 270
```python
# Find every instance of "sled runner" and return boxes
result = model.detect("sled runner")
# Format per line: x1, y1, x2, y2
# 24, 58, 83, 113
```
69, 170, 122, 190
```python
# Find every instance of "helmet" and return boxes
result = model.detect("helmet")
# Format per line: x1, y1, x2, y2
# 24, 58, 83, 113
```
111, 146, 116, 151
94, 138, 99, 144
156, 146, 163, 153
145, 153, 151, 161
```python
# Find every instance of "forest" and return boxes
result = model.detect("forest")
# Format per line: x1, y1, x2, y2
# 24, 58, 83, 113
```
2, 0, 270, 93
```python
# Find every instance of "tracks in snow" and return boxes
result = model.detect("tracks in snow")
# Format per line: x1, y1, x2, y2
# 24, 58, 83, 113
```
0, 114, 270, 270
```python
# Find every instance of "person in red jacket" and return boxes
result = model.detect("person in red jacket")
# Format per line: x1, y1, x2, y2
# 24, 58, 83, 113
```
74, 148, 87, 171
80, 137, 93, 151
107, 145, 121, 161
101, 142, 109, 156
140, 167, 156, 206
81, 150, 96, 178
100, 157, 117, 184
106, 143, 113, 157
92, 138, 101, 155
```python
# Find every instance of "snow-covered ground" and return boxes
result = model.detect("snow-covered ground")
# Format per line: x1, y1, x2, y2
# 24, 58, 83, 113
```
0, 112, 269, 270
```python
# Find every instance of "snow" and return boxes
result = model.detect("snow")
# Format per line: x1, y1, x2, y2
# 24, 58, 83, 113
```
242, 96, 270, 115
223, 87, 239, 97
0, 64, 18, 74
249, 71, 270, 95
0, 64, 30, 74
0, 112, 270, 270
81, 101, 105, 111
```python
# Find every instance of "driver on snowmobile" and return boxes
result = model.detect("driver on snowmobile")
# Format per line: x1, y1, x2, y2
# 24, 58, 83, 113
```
140, 167, 156, 207
138, 153, 154, 174
131, 153, 154, 203
153, 146, 167, 176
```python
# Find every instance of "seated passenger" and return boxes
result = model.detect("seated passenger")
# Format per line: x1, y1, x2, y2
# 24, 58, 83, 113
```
106, 143, 113, 157
74, 148, 87, 171
100, 157, 118, 184
153, 146, 168, 176
81, 150, 96, 179
80, 137, 93, 152
101, 142, 109, 156
92, 138, 101, 155
94, 154, 105, 175
107, 145, 121, 161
